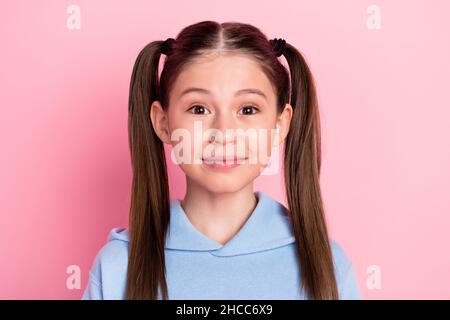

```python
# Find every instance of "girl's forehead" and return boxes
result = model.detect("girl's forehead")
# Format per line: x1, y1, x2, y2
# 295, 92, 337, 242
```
171, 54, 275, 100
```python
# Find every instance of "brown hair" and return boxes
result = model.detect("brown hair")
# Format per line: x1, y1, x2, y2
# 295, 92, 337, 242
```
126, 20, 338, 299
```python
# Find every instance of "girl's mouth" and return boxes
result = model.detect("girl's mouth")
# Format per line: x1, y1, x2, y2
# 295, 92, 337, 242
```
202, 156, 248, 169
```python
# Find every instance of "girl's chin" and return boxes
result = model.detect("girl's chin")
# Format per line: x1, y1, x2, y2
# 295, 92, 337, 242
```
184, 168, 259, 192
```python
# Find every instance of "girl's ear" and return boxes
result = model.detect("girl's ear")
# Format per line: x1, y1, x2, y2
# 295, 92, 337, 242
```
150, 101, 171, 144
273, 103, 293, 147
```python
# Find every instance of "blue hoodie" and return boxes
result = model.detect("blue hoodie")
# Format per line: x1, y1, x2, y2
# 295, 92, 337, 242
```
82, 191, 361, 299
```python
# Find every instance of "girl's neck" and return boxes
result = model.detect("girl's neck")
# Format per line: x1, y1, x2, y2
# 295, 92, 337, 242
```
180, 181, 258, 245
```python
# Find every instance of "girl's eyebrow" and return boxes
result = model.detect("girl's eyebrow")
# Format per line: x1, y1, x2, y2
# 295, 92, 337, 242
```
178, 87, 268, 102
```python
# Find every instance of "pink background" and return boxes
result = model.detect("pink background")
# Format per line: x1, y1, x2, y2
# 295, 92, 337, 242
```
1, 0, 449, 299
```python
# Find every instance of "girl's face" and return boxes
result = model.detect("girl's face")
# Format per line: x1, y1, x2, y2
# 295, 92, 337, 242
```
151, 53, 292, 193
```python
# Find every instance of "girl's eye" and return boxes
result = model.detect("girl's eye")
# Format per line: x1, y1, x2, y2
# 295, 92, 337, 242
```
187, 104, 211, 115
239, 105, 260, 115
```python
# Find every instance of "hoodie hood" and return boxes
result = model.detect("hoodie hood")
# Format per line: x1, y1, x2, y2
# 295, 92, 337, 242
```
108, 191, 296, 257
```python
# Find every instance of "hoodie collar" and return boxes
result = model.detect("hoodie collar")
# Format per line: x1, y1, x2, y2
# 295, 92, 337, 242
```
109, 191, 295, 257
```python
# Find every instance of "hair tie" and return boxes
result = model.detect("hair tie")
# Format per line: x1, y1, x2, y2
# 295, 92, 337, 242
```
160, 37, 175, 55
270, 38, 287, 57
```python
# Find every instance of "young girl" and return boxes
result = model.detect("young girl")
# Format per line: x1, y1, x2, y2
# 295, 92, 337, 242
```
82, 20, 361, 300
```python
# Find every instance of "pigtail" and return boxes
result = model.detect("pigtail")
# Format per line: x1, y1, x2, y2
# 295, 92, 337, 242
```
282, 44, 339, 299
126, 41, 171, 299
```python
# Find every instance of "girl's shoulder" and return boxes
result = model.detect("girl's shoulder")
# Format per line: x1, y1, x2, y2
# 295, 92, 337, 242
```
82, 228, 129, 299
94, 227, 130, 267
329, 239, 361, 299
329, 239, 354, 271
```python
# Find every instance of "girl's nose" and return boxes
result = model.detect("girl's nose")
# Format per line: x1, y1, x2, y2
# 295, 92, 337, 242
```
207, 113, 238, 144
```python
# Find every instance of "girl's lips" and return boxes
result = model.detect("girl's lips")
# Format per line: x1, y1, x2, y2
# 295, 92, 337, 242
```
202, 157, 248, 169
